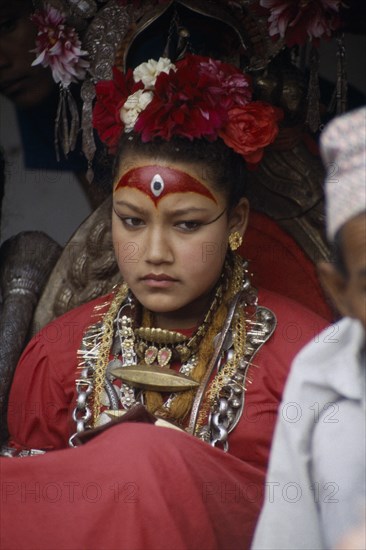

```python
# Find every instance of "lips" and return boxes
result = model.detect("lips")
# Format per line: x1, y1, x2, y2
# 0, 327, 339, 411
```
141, 273, 177, 281
140, 273, 178, 288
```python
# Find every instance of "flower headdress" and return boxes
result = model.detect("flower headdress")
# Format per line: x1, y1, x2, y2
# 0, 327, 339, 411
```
29, 0, 348, 175
92, 55, 283, 166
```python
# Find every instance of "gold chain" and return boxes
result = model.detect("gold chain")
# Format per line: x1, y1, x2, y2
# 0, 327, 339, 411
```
91, 254, 246, 427
195, 304, 246, 432
92, 283, 129, 424
136, 266, 227, 364
150, 254, 246, 423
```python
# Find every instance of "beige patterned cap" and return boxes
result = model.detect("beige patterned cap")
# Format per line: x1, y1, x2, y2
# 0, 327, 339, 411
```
320, 106, 366, 240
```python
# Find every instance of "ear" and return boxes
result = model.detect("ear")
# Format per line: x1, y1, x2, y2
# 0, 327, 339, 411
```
228, 198, 249, 237
317, 261, 350, 318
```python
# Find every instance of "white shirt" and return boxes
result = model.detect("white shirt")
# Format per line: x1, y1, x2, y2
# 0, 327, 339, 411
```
252, 317, 366, 550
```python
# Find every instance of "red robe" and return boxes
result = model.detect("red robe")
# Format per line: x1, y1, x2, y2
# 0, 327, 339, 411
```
1, 288, 327, 549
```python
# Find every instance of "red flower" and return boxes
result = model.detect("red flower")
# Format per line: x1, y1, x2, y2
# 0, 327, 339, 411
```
92, 67, 142, 152
134, 55, 252, 142
260, 0, 342, 46
134, 62, 225, 141
219, 102, 283, 164
93, 55, 279, 166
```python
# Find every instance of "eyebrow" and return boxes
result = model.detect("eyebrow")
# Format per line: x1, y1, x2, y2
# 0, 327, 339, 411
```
114, 200, 211, 217
114, 200, 148, 216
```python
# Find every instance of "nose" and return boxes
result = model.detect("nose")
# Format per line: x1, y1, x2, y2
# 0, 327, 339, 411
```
145, 226, 174, 265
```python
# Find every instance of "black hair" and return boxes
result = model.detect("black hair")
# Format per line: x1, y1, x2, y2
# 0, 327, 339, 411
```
112, 134, 248, 210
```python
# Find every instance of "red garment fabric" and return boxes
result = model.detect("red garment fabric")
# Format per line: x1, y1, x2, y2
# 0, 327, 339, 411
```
2, 424, 262, 550
241, 211, 334, 322
2, 288, 328, 549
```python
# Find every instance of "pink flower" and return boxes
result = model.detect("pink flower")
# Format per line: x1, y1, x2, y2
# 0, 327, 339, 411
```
195, 57, 252, 109
31, 4, 89, 88
260, 0, 342, 46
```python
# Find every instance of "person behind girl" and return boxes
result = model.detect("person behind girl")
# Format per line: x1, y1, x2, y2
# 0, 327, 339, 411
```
252, 107, 366, 550
1, 55, 328, 549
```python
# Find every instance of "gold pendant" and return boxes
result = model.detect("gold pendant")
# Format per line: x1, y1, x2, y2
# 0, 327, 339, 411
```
110, 364, 199, 392
144, 346, 158, 365
157, 347, 172, 367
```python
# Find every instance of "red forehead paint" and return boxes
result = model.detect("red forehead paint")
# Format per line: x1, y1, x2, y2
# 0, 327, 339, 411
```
115, 165, 217, 206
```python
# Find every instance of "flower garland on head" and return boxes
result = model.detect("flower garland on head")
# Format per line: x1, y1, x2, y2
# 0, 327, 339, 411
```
92, 55, 283, 166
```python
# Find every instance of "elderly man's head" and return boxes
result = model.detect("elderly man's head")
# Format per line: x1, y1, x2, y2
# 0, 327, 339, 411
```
318, 107, 366, 329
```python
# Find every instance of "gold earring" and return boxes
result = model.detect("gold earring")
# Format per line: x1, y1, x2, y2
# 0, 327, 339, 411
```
228, 231, 243, 251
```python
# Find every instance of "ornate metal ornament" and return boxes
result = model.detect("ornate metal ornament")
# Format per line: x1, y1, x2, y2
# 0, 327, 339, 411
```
70, 257, 276, 452
196, 306, 276, 451
110, 364, 199, 392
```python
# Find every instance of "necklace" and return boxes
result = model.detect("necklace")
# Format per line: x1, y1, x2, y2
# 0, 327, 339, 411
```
107, 266, 228, 398
135, 326, 189, 367
102, 257, 242, 423
134, 272, 226, 369
71, 254, 276, 450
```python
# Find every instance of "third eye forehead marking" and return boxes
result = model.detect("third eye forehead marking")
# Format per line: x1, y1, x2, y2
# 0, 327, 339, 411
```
115, 165, 218, 207
151, 174, 164, 197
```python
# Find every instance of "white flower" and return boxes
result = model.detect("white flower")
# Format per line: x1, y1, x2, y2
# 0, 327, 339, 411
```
133, 57, 176, 88
120, 89, 153, 131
